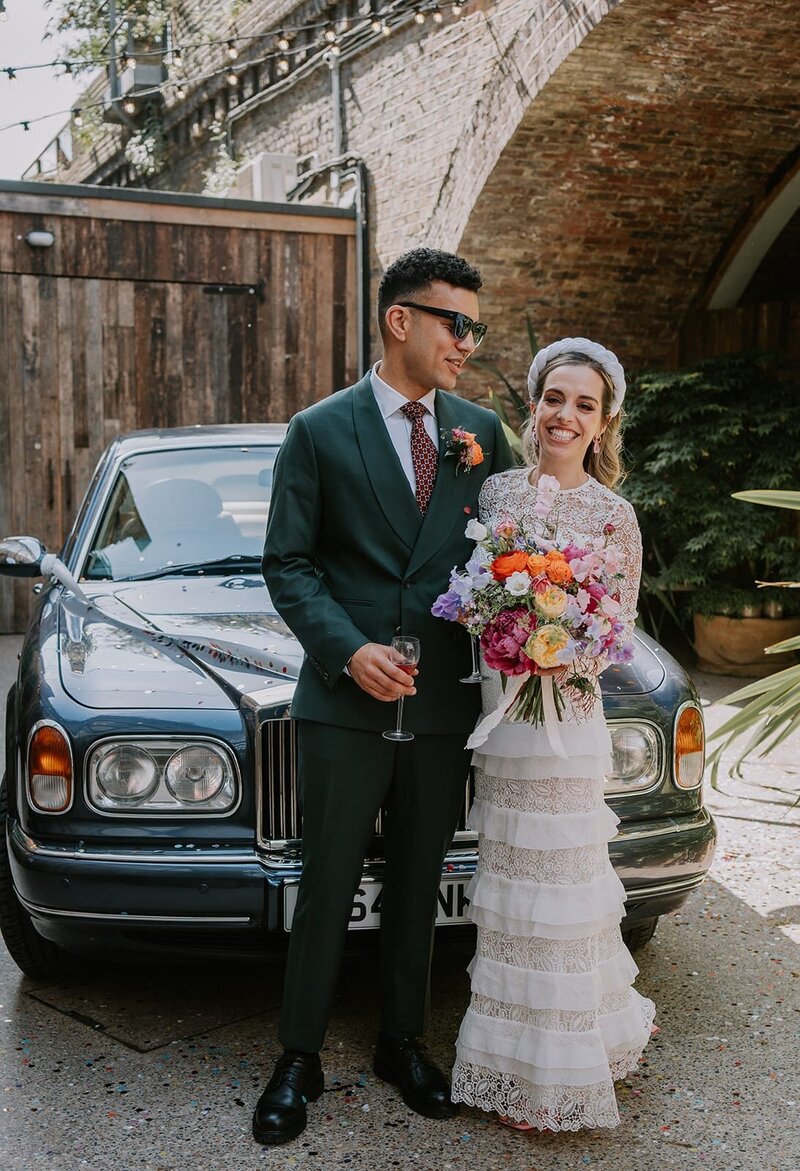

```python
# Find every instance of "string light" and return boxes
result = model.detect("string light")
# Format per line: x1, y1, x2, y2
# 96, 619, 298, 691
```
433, 9, 444, 23
22, 121, 30, 131
452, 2, 463, 13
0, 1, 7, 23
1, 2, 439, 140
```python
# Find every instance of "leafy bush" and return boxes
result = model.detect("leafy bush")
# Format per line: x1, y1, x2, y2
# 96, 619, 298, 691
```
621, 353, 800, 634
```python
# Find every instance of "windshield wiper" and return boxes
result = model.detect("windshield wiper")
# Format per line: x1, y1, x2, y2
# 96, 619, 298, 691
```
119, 554, 263, 582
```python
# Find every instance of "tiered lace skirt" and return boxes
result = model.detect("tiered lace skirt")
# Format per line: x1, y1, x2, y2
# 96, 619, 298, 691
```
451, 685, 655, 1131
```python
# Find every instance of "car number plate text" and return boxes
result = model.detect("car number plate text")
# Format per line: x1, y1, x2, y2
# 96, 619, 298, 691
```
283, 874, 471, 932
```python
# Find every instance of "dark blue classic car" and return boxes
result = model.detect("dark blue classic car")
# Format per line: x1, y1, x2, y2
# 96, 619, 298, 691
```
0, 426, 716, 978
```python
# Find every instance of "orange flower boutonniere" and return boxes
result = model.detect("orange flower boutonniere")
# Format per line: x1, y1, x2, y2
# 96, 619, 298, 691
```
442, 426, 485, 474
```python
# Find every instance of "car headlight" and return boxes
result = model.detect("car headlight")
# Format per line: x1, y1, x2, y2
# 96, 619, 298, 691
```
605, 722, 662, 794
87, 738, 238, 814
166, 746, 225, 803
95, 744, 158, 803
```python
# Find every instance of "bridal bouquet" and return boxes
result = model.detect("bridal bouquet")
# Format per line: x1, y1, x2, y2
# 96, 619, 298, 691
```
431, 475, 634, 727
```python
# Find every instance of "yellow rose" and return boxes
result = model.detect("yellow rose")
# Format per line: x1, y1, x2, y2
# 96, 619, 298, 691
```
524, 625, 570, 668
534, 584, 568, 619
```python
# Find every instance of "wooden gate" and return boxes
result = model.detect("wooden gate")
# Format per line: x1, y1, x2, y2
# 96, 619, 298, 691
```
0, 181, 360, 631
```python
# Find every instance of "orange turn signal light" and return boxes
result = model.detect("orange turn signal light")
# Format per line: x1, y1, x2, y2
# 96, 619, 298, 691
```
28, 724, 73, 812
674, 705, 704, 789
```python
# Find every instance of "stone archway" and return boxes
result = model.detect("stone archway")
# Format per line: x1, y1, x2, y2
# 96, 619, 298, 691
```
457, 0, 800, 385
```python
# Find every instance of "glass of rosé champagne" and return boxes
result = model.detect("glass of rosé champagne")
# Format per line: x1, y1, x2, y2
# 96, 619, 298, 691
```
382, 635, 420, 742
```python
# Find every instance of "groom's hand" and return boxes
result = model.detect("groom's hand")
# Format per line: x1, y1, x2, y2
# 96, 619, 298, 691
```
348, 643, 418, 702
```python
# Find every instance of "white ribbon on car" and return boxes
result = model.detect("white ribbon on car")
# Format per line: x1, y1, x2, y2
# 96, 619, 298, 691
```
42, 554, 298, 680
466, 672, 567, 758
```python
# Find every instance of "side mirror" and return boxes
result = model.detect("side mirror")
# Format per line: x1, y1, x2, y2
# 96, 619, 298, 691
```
0, 536, 47, 578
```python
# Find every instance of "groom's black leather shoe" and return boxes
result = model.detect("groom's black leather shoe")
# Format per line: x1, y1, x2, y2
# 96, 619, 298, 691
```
252, 1050, 324, 1144
373, 1033, 458, 1119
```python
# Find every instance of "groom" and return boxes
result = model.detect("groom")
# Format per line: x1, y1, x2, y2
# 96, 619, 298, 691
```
257, 247, 514, 1144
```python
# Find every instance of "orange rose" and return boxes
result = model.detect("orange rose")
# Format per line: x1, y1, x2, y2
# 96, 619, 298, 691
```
546, 559, 574, 585
545, 549, 566, 561
491, 551, 530, 581
469, 442, 484, 467
527, 554, 548, 576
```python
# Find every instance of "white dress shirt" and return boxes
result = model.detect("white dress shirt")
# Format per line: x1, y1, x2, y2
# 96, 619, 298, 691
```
370, 362, 438, 496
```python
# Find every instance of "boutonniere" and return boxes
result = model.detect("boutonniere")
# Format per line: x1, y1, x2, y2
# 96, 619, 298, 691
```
442, 427, 485, 474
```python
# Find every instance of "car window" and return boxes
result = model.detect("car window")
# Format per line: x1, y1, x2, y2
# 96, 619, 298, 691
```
83, 446, 279, 580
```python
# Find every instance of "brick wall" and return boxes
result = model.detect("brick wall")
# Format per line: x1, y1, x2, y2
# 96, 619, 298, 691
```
54, 0, 799, 386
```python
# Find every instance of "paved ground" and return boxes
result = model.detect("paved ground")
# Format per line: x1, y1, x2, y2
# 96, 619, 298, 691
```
0, 636, 798, 1171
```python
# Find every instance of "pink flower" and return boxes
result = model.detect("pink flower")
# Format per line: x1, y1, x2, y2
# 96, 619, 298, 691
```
603, 523, 616, 536
480, 609, 537, 675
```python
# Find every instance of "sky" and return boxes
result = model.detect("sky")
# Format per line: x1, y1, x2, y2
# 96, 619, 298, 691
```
0, 0, 83, 180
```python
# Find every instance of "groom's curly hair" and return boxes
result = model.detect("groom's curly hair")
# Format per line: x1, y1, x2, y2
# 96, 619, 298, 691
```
377, 247, 482, 338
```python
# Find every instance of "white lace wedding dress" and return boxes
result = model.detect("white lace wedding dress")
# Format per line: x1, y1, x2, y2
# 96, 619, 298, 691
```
451, 469, 656, 1131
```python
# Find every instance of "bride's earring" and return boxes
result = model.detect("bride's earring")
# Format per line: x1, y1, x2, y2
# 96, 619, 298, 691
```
593, 435, 602, 455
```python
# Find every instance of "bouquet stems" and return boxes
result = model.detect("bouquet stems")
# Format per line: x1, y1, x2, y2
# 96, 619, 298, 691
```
505, 675, 565, 726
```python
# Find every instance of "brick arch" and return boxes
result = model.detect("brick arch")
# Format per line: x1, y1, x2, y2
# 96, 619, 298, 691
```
457, 0, 800, 381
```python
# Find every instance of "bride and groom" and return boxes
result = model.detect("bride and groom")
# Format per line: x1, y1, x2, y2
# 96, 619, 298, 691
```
257, 246, 654, 1145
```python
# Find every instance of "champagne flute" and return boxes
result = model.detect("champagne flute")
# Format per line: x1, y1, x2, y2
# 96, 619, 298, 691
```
460, 633, 483, 684
382, 635, 420, 742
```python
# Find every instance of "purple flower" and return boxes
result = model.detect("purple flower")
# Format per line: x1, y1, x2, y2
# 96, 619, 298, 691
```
431, 589, 464, 621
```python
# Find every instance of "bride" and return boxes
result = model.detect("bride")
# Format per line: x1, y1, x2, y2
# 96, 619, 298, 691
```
450, 337, 656, 1132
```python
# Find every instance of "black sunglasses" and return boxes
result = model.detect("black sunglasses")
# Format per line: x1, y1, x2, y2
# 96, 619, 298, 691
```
397, 301, 487, 346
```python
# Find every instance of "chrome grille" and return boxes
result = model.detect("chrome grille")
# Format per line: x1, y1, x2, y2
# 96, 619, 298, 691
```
258, 717, 475, 852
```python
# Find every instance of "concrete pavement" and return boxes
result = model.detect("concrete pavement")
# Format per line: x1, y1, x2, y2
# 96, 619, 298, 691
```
0, 637, 797, 1171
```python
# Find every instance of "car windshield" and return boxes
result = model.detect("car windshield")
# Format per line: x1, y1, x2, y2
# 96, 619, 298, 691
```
83, 445, 279, 581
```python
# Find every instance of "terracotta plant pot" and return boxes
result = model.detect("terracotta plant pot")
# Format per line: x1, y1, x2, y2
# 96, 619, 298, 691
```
693, 614, 800, 677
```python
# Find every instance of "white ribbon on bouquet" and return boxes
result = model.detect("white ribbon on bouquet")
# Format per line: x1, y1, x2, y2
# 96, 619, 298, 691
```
466, 672, 567, 758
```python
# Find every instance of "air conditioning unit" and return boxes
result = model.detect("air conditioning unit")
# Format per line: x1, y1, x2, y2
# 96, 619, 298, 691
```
228, 153, 299, 202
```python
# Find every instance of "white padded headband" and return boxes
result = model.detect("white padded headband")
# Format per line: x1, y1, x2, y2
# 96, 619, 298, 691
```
527, 336, 626, 416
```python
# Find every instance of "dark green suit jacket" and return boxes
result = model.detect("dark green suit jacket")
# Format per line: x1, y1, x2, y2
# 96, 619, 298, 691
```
262, 372, 515, 734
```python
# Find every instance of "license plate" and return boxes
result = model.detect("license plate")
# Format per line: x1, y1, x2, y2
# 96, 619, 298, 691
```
283, 874, 471, 932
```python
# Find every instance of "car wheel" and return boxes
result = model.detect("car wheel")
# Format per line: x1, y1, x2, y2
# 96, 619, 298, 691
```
0, 777, 84, 980
622, 917, 658, 952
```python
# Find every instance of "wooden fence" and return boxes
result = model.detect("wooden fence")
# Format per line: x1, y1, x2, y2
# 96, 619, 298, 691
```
0, 182, 360, 632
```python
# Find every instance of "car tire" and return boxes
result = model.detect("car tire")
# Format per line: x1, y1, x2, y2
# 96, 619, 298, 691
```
621, 916, 659, 952
0, 777, 84, 980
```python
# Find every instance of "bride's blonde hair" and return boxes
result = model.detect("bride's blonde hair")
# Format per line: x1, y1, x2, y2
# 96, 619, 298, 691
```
521, 353, 626, 490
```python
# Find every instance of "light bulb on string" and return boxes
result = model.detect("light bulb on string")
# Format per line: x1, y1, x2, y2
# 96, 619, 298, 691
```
6, 68, 16, 81
324, 26, 337, 43
226, 40, 239, 60
0, 1, 8, 23
433, 9, 444, 23
22, 121, 30, 131
382, 21, 391, 35
172, 47, 183, 66
452, 2, 463, 14
122, 54, 136, 71
123, 98, 136, 114
73, 108, 83, 127
277, 34, 290, 52
414, 11, 426, 25
226, 67, 238, 86
277, 57, 290, 76
175, 82, 186, 99
370, 18, 382, 32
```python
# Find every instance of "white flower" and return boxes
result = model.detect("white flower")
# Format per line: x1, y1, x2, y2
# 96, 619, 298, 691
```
465, 519, 488, 541
505, 571, 532, 596
534, 474, 561, 518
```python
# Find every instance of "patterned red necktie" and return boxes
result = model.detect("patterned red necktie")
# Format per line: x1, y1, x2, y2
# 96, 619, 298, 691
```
402, 400, 438, 515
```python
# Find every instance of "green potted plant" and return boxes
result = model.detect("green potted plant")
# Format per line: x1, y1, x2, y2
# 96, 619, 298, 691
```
621, 352, 800, 674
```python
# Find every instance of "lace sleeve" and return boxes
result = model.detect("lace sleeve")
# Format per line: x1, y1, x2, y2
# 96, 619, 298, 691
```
477, 469, 525, 527
608, 498, 643, 639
